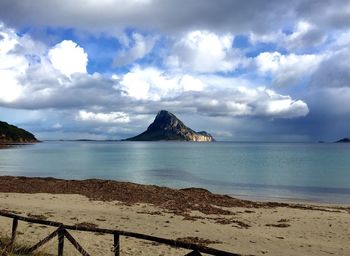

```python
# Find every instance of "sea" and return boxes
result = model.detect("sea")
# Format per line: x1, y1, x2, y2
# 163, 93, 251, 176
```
1, 141, 350, 204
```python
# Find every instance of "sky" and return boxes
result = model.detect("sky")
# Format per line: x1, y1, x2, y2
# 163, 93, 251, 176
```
0, 0, 350, 142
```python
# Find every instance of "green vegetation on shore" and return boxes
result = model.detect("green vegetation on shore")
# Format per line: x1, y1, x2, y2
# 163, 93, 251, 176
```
0, 121, 38, 144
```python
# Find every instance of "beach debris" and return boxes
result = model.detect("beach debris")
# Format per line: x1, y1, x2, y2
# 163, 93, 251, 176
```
75, 222, 98, 229
265, 223, 291, 228
1, 176, 348, 218
176, 236, 222, 246
27, 213, 48, 220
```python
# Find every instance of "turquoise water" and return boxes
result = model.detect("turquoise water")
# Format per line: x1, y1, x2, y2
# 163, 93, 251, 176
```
1, 141, 350, 203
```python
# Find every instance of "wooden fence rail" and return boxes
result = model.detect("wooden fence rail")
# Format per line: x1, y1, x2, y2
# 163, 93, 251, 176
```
0, 210, 240, 256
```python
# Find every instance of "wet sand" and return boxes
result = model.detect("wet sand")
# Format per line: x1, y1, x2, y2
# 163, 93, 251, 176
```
0, 176, 349, 255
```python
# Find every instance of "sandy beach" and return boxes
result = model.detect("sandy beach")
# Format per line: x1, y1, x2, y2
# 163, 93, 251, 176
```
0, 176, 349, 256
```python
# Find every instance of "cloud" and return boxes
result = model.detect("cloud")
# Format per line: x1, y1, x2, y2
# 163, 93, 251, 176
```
0, 21, 313, 140
310, 47, 350, 88
52, 123, 62, 129
332, 31, 350, 48
0, 23, 308, 120
180, 75, 204, 92
113, 33, 156, 67
250, 21, 326, 50
76, 110, 130, 123
48, 40, 88, 77
117, 66, 309, 119
0, 23, 121, 109
119, 66, 179, 100
119, 65, 205, 100
255, 51, 323, 86
261, 91, 309, 118
1, 0, 349, 36
166, 30, 245, 72
295, 0, 350, 30
170, 87, 309, 119
0, 24, 26, 102
284, 21, 326, 50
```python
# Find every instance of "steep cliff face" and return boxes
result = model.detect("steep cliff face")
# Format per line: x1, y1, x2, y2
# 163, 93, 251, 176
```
126, 110, 215, 142
0, 121, 38, 144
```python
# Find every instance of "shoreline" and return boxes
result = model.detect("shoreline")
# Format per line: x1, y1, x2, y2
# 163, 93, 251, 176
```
0, 175, 349, 209
229, 193, 350, 207
0, 175, 349, 255
2, 141, 350, 206
0, 175, 349, 208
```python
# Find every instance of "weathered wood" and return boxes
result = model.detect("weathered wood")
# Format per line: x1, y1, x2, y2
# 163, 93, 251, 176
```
58, 228, 65, 256
1, 217, 19, 255
0, 210, 62, 227
114, 232, 120, 256
8, 217, 18, 252
185, 250, 202, 256
64, 230, 91, 256
0, 210, 239, 256
21, 228, 60, 254
60, 225, 238, 256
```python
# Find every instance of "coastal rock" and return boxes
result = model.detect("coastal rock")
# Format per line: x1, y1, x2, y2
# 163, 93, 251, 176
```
126, 110, 215, 142
335, 138, 350, 143
0, 121, 38, 144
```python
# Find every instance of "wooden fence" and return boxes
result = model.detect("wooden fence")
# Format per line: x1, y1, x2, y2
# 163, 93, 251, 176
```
0, 210, 239, 256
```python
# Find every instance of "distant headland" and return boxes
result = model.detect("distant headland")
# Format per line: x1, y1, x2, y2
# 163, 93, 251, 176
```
335, 137, 350, 143
0, 121, 38, 144
126, 110, 215, 142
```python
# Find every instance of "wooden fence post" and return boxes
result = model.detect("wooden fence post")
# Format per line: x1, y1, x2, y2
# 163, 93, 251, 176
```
8, 218, 18, 252
114, 232, 120, 256
58, 228, 65, 256
185, 250, 202, 256
64, 230, 91, 256
0, 210, 237, 256
21, 228, 60, 254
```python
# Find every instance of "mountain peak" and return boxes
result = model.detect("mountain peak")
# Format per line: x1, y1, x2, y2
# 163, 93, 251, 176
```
126, 110, 215, 142
157, 110, 174, 117
154, 110, 178, 125
148, 110, 185, 132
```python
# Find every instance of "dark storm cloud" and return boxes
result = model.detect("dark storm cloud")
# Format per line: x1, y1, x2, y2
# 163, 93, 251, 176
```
0, 0, 348, 35
10, 74, 128, 110
296, 0, 350, 29
0, 1, 291, 33
294, 27, 326, 49
311, 48, 350, 88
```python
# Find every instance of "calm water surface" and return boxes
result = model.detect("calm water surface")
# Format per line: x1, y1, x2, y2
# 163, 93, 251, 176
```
1, 141, 349, 204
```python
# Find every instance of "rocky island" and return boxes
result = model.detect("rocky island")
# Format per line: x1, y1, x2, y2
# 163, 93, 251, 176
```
335, 138, 350, 143
0, 121, 38, 144
126, 110, 215, 142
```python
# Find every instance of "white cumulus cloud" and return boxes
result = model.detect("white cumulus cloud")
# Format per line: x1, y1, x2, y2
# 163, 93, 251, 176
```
0, 23, 92, 106
119, 66, 205, 100
262, 90, 309, 118
77, 110, 130, 123
256, 51, 323, 86
176, 86, 309, 119
180, 75, 204, 92
48, 40, 88, 77
0, 24, 28, 102
166, 30, 245, 73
